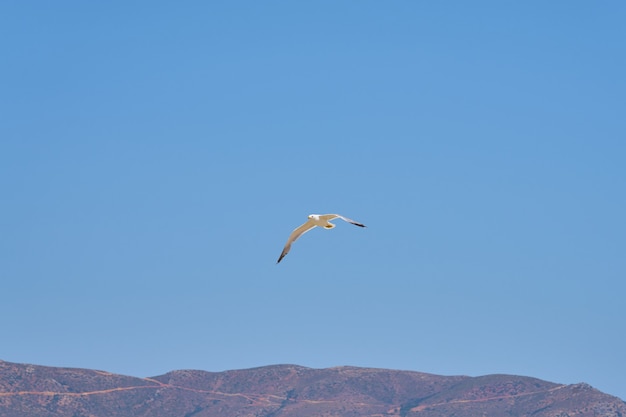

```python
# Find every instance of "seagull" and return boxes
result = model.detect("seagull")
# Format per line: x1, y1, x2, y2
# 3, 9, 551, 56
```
277, 214, 366, 263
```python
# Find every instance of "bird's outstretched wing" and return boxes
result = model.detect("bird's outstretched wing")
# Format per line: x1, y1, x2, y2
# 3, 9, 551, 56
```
319, 214, 366, 228
277, 220, 317, 263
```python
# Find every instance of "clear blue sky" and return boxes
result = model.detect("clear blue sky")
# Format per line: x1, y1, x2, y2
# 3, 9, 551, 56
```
1, 1, 625, 401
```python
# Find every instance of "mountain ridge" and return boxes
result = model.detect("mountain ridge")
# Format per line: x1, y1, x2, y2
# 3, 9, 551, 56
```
1, 359, 624, 417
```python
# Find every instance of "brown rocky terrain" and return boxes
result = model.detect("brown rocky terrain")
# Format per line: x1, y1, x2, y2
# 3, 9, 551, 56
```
0, 359, 624, 417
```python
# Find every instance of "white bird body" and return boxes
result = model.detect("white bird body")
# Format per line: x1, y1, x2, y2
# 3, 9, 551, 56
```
277, 213, 366, 263
308, 214, 337, 228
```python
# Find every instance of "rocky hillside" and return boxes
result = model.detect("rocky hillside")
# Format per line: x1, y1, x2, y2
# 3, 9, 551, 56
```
0, 360, 624, 417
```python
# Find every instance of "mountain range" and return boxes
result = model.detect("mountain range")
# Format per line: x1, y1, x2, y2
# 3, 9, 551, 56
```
1, 359, 624, 417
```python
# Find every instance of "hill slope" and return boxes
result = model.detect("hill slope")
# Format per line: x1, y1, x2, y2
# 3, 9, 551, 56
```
0, 360, 624, 417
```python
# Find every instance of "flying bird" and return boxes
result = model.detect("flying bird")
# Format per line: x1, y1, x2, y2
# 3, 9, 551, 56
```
277, 214, 366, 263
